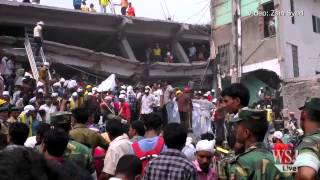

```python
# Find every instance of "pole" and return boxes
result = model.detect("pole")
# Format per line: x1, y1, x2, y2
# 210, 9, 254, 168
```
210, 0, 221, 93
231, 0, 242, 83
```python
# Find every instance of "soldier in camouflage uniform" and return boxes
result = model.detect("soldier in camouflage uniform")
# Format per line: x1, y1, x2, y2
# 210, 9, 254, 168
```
294, 97, 320, 179
226, 108, 284, 179
50, 111, 95, 175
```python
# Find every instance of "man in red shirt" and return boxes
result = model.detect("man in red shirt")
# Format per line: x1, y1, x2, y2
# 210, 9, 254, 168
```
118, 94, 131, 123
273, 131, 290, 164
127, 2, 135, 17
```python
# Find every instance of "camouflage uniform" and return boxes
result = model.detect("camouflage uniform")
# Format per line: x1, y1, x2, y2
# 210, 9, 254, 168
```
64, 140, 95, 174
294, 98, 320, 179
51, 112, 95, 174
226, 109, 285, 180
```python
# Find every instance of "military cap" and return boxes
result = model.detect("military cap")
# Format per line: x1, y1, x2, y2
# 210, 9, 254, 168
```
230, 108, 267, 123
299, 97, 320, 111
50, 111, 72, 125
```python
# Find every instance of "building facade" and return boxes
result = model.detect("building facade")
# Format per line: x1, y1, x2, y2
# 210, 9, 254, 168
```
212, 0, 320, 104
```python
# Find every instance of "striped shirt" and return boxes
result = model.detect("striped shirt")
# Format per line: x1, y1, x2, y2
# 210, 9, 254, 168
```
143, 148, 197, 180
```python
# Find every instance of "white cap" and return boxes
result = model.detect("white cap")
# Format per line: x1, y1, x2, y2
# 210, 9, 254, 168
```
37, 21, 45, 26
273, 131, 283, 139
44, 62, 49, 67
3, 91, 9, 96
53, 82, 61, 87
267, 105, 271, 108
92, 87, 98, 92
24, 72, 33, 78
127, 86, 133, 91
59, 78, 66, 83
37, 81, 44, 87
39, 105, 47, 111
51, 92, 58, 97
204, 93, 208, 97
121, 85, 127, 90
196, 140, 215, 154
38, 88, 44, 93
211, 89, 215, 93
119, 94, 126, 99
67, 80, 77, 89
120, 90, 126, 94
72, 92, 78, 97
24, 105, 35, 112
77, 88, 83, 93
145, 86, 151, 90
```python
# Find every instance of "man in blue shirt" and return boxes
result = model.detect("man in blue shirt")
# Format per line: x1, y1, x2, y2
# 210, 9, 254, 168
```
130, 113, 166, 172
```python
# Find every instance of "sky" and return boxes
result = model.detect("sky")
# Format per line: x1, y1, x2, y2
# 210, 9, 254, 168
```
40, 0, 211, 24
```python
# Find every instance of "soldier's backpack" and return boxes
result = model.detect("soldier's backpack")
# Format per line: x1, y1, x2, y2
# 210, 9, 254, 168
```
132, 137, 165, 175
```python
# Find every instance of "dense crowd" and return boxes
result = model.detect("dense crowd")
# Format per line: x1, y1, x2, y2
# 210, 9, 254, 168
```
1, 47, 320, 179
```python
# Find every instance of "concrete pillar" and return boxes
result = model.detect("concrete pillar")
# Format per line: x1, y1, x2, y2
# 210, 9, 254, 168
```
119, 36, 137, 62
172, 41, 189, 63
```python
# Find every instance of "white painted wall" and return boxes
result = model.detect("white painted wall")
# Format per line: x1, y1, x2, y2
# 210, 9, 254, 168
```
278, 0, 320, 79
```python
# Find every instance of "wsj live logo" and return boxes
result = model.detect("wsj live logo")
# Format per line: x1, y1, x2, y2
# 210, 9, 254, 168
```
272, 150, 298, 172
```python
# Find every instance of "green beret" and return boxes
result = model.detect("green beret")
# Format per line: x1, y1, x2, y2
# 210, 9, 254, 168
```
50, 111, 72, 125
230, 108, 267, 123
299, 97, 320, 111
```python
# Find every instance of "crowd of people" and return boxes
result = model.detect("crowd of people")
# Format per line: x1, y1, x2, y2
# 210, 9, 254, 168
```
0, 50, 319, 179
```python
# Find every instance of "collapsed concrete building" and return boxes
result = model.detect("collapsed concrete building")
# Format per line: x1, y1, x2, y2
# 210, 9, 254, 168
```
0, 0, 212, 87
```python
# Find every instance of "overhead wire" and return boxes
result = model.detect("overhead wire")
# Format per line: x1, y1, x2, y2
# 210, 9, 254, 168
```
162, 0, 171, 19
160, 0, 168, 20
195, 4, 210, 25
182, 1, 210, 23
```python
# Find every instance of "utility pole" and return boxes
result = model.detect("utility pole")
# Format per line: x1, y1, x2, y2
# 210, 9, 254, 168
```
231, 0, 242, 83
210, 0, 221, 93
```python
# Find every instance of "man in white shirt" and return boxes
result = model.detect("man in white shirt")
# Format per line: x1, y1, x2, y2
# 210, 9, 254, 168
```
152, 83, 164, 120
100, 120, 130, 180
33, 21, 44, 56
140, 86, 155, 122
39, 97, 57, 123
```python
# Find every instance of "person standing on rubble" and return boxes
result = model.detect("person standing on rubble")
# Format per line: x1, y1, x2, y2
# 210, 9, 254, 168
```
99, 0, 109, 13
73, 0, 82, 10
126, 2, 135, 17
114, 0, 128, 15
33, 21, 44, 57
